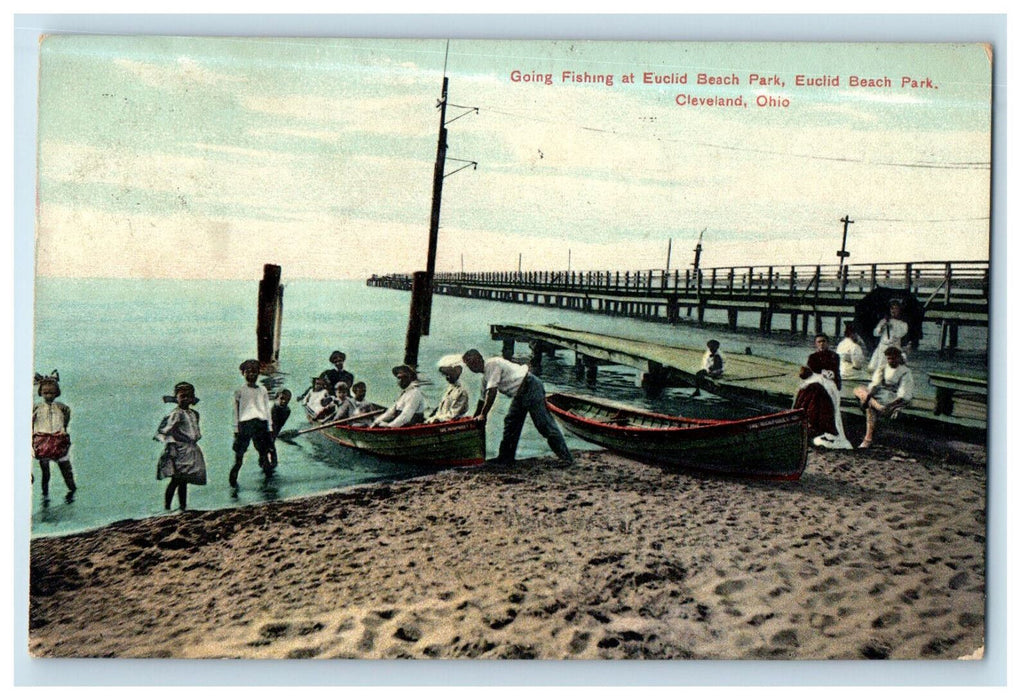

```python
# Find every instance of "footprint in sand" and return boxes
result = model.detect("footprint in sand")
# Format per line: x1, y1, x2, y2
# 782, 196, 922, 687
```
947, 572, 969, 590
871, 610, 902, 629
808, 576, 839, 592
808, 613, 835, 630
958, 612, 983, 629
770, 629, 800, 648
714, 579, 746, 596
484, 608, 519, 629
568, 630, 591, 654
357, 628, 376, 652
393, 624, 422, 643
861, 639, 892, 659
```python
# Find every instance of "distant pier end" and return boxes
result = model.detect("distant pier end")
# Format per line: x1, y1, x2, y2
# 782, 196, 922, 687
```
257, 264, 284, 374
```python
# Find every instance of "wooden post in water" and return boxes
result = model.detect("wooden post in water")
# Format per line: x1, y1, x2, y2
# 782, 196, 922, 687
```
404, 271, 429, 368
256, 264, 283, 374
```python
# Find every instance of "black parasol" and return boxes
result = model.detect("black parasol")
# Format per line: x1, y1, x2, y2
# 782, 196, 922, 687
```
852, 286, 924, 351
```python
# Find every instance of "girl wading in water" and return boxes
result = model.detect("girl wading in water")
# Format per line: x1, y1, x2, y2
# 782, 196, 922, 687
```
155, 382, 207, 510
31, 372, 76, 504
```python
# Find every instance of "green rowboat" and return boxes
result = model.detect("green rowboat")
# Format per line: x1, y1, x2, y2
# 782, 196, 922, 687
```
306, 406, 485, 467
546, 392, 808, 480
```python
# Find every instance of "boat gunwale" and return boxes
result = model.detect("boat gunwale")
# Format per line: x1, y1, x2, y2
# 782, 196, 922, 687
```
546, 392, 805, 435
302, 406, 486, 466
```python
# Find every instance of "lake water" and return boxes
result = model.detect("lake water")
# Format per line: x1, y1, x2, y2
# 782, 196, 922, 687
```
30, 278, 987, 537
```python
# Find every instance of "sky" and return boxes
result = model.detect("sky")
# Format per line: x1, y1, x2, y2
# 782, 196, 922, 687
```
34, 37, 993, 280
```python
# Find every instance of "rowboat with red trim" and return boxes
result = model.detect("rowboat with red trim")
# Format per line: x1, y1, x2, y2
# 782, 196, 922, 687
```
304, 405, 486, 467
546, 392, 808, 480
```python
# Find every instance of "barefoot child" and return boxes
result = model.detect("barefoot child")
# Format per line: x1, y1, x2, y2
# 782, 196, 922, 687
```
32, 374, 76, 502
230, 359, 274, 487
269, 389, 292, 469
155, 382, 207, 510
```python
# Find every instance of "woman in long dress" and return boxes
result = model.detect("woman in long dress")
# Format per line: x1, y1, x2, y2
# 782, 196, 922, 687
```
793, 366, 852, 449
867, 300, 908, 374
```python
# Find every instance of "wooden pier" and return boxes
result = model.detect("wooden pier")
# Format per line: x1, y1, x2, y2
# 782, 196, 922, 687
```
490, 323, 987, 443
368, 260, 988, 354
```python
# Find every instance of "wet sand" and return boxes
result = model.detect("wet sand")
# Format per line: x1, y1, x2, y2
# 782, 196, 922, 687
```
28, 442, 986, 660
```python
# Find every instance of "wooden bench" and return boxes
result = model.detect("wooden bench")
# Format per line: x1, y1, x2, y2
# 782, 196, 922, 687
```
927, 372, 988, 416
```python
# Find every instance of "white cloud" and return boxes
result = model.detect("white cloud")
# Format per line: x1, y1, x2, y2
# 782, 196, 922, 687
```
245, 127, 341, 143
114, 57, 245, 89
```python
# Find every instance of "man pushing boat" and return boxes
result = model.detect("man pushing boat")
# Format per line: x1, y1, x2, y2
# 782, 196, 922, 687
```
462, 348, 574, 468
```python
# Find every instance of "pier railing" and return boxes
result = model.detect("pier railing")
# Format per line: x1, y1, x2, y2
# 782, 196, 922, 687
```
370, 261, 988, 304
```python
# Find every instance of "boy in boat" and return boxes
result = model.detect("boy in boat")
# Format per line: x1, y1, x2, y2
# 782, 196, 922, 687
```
268, 389, 292, 469
318, 381, 357, 423
462, 348, 573, 468
351, 381, 374, 413
300, 376, 331, 415
230, 359, 275, 488
371, 364, 426, 428
319, 351, 354, 392
31, 373, 76, 503
426, 355, 470, 424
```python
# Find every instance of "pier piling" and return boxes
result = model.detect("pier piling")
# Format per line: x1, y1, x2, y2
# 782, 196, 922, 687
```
257, 264, 283, 374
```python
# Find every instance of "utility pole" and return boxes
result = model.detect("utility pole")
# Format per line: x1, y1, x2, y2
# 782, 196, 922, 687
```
692, 228, 706, 277
518, 253, 522, 274
404, 41, 478, 368
665, 237, 673, 273
837, 215, 854, 276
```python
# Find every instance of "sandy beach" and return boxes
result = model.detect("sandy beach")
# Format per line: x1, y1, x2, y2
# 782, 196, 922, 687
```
28, 440, 986, 660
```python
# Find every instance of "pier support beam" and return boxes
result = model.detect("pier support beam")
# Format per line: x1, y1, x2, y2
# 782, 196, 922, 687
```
530, 341, 545, 373
501, 337, 516, 360
584, 358, 599, 385
641, 361, 669, 398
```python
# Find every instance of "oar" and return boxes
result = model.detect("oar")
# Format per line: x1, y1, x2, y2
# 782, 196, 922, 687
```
292, 409, 387, 436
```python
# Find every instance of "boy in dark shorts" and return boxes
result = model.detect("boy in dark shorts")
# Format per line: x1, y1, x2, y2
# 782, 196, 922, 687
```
230, 359, 274, 488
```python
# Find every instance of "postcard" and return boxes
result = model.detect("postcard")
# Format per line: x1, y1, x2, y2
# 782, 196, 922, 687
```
27, 36, 991, 662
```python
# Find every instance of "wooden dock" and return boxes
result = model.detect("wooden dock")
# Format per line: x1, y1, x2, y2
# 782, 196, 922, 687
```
369, 260, 988, 354
490, 323, 987, 443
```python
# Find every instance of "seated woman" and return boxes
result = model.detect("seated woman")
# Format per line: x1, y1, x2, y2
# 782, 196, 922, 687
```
425, 356, 470, 424
793, 365, 852, 450
852, 346, 914, 449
